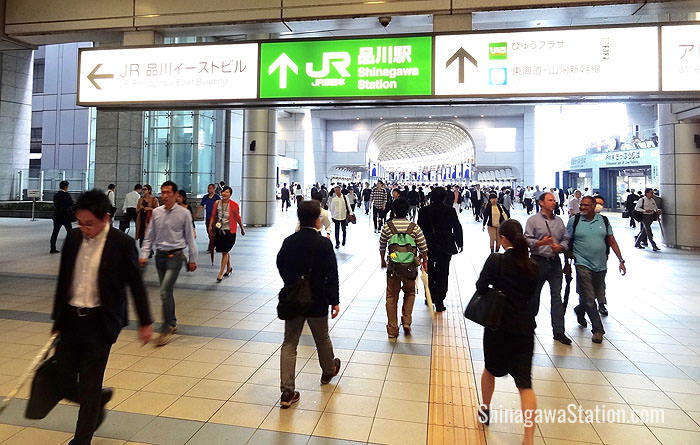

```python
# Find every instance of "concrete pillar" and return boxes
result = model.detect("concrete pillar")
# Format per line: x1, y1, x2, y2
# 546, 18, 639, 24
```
658, 104, 700, 249
0, 50, 33, 200
433, 13, 472, 32
93, 111, 143, 208
242, 109, 277, 226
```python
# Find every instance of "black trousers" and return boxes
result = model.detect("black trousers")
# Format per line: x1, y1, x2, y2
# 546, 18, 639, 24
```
118, 208, 137, 232
473, 201, 483, 221
50, 218, 72, 251
333, 218, 347, 246
55, 310, 112, 445
281, 198, 291, 211
427, 251, 452, 305
373, 207, 385, 231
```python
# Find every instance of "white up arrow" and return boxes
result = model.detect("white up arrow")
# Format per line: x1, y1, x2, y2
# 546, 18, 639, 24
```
268, 53, 298, 89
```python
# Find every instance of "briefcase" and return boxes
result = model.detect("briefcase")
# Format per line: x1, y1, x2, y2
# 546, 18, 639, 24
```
25, 336, 63, 419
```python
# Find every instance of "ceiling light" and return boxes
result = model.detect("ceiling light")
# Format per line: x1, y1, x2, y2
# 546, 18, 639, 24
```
696, 11, 700, 20
379, 117, 383, 120
454, 115, 458, 118
356, 117, 360, 120
428, 115, 432, 118
404, 116, 408, 119
480, 114, 485, 117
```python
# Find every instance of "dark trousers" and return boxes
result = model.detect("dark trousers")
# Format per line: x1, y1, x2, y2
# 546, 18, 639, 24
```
281, 198, 291, 211
530, 256, 565, 335
373, 207, 385, 231
636, 214, 658, 248
628, 211, 636, 228
473, 201, 483, 221
50, 218, 72, 251
118, 208, 137, 232
333, 218, 347, 246
55, 310, 112, 445
575, 266, 606, 334
524, 198, 533, 214
427, 251, 452, 305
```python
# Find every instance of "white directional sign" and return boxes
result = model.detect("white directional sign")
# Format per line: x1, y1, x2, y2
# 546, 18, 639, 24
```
435, 27, 659, 96
661, 24, 700, 92
77, 43, 259, 105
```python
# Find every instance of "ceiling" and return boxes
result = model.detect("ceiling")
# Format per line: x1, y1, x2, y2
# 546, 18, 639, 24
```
367, 121, 475, 171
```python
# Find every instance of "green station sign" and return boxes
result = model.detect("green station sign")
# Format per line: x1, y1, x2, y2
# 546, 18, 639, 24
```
260, 36, 432, 98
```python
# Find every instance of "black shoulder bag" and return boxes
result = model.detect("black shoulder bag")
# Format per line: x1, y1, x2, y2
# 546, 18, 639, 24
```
277, 251, 314, 320
464, 255, 506, 330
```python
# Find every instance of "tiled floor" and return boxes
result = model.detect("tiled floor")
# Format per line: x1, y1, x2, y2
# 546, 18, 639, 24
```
0, 204, 698, 444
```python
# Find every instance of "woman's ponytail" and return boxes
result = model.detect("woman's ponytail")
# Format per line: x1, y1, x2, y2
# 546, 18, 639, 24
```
498, 220, 537, 278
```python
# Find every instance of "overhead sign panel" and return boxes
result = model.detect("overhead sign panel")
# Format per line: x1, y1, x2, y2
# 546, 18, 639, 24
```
259, 36, 432, 98
435, 27, 659, 96
77, 43, 259, 105
661, 24, 700, 92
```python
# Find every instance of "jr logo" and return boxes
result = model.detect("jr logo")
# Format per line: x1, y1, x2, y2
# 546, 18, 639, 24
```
306, 52, 351, 78
489, 42, 507, 60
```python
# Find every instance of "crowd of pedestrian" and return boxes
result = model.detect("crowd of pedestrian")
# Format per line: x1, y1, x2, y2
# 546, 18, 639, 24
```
42, 175, 668, 445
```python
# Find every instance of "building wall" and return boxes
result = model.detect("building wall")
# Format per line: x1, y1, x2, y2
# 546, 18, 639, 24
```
32, 42, 93, 188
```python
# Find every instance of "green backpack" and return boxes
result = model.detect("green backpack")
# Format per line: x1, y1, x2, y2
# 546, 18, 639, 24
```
386, 221, 419, 280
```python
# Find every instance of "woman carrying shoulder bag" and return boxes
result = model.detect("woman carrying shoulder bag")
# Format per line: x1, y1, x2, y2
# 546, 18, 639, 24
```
475, 219, 539, 445
482, 193, 509, 253
209, 186, 245, 282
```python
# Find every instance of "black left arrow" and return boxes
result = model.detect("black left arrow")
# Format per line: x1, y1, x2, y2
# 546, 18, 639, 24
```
445, 47, 478, 84
87, 64, 114, 89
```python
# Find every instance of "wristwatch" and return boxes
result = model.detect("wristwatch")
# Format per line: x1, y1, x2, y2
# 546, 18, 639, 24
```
619, 259, 625, 263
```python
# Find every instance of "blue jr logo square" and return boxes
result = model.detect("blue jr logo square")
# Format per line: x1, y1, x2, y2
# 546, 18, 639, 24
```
489, 68, 507, 86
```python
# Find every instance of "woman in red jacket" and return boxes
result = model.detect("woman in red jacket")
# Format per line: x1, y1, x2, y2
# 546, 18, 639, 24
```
209, 186, 245, 281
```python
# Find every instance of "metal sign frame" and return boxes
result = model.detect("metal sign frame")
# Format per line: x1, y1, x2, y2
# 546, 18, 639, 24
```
76, 21, 700, 109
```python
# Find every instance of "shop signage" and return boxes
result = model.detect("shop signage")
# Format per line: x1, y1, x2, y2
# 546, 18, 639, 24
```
435, 27, 659, 96
77, 44, 259, 105
259, 36, 432, 98
661, 24, 700, 91
569, 147, 659, 170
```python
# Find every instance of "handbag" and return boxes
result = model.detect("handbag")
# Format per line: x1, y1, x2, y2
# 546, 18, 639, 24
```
214, 200, 227, 237
277, 265, 313, 320
464, 255, 506, 330
622, 210, 630, 219
25, 335, 62, 419
342, 195, 357, 224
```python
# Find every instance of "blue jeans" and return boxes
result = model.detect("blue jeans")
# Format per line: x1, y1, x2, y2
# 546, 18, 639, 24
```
530, 255, 565, 335
155, 251, 185, 331
575, 265, 606, 334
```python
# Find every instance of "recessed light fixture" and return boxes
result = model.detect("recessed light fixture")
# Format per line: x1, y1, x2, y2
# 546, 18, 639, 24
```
404, 116, 408, 119
428, 115, 432, 118
480, 114, 485, 117
454, 115, 458, 118
356, 117, 360, 120
379, 117, 383, 120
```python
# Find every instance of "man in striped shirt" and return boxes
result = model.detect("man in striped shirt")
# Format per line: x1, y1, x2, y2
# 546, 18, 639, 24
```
370, 180, 388, 233
379, 198, 429, 338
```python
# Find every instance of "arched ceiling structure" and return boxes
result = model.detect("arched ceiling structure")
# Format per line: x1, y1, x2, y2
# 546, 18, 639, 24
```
367, 121, 475, 172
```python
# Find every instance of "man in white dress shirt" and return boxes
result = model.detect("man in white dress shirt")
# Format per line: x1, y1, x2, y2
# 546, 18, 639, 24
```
118, 183, 141, 232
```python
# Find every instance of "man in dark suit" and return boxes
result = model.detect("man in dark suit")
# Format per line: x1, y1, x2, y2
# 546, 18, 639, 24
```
417, 187, 464, 312
50, 180, 74, 253
51, 189, 153, 445
276, 200, 341, 408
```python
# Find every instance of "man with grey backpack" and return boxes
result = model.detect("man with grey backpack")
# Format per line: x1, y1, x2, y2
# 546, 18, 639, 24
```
379, 198, 428, 338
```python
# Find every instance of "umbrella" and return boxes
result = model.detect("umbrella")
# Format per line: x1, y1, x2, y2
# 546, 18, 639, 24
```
419, 268, 435, 316
0, 333, 58, 415
562, 256, 573, 309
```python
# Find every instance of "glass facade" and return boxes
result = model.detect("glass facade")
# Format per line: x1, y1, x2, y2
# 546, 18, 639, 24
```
143, 110, 216, 195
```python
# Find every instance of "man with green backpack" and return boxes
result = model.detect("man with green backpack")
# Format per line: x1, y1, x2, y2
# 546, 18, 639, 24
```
379, 198, 429, 338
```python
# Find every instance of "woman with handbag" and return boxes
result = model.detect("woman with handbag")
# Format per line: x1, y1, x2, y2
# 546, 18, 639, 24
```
475, 219, 539, 445
328, 186, 353, 249
209, 186, 245, 282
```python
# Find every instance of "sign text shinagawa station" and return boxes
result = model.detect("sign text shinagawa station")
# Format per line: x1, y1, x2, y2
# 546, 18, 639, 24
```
76, 24, 700, 106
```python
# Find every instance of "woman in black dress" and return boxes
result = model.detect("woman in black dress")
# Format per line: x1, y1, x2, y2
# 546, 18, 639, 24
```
208, 186, 245, 282
475, 219, 538, 445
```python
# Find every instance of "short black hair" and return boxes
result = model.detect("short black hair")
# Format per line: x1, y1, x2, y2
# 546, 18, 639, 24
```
297, 200, 321, 227
222, 186, 232, 194
161, 180, 178, 193
107, 184, 115, 190
75, 189, 111, 219
59, 180, 69, 189
430, 186, 447, 203
134, 184, 142, 190
489, 193, 498, 200
208, 183, 216, 189
391, 197, 409, 218
177, 190, 188, 200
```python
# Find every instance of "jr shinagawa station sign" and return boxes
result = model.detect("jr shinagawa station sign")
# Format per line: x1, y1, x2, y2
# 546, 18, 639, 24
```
259, 36, 433, 99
